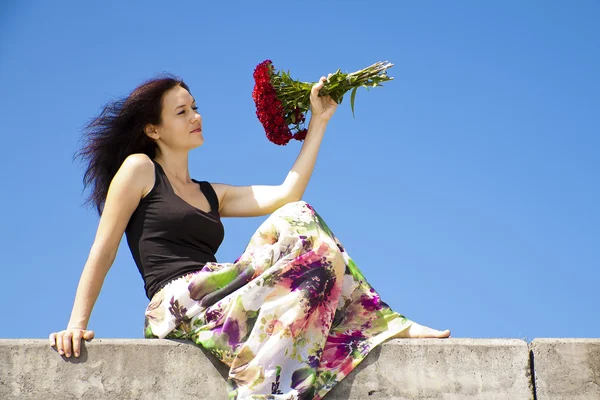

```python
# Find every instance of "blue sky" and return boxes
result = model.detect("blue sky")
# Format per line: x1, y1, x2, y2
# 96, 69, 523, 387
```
0, 0, 598, 341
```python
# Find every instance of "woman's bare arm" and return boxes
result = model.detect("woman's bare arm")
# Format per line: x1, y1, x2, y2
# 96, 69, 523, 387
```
212, 116, 329, 218
49, 153, 154, 358
212, 75, 338, 218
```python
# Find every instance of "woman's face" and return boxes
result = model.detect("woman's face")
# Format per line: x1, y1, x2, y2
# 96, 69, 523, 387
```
147, 85, 203, 150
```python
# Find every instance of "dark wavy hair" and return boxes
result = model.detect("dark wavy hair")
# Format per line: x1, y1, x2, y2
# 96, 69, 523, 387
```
74, 74, 190, 216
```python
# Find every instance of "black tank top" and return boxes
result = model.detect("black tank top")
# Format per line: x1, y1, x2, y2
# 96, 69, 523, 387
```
125, 159, 225, 300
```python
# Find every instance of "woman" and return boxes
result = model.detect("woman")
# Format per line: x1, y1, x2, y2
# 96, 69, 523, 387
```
49, 73, 450, 399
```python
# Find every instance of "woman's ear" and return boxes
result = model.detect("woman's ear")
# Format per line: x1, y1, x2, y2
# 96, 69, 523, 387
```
144, 124, 159, 140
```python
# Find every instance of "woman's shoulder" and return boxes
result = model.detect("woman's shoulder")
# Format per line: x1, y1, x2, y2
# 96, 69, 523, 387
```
123, 153, 154, 168
120, 153, 156, 199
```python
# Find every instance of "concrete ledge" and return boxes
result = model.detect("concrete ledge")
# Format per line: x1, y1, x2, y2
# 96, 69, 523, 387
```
530, 339, 600, 400
0, 339, 230, 400
327, 339, 533, 400
0, 339, 534, 399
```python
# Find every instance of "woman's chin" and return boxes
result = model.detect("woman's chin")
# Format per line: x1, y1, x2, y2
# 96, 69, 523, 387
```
190, 136, 204, 149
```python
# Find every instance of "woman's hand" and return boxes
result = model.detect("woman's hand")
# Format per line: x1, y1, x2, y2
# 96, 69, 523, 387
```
49, 327, 95, 358
310, 73, 338, 123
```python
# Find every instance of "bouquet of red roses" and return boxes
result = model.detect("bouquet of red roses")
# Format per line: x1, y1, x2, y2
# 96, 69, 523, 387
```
252, 60, 393, 145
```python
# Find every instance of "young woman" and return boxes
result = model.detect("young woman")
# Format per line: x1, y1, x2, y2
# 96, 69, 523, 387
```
49, 73, 450, 399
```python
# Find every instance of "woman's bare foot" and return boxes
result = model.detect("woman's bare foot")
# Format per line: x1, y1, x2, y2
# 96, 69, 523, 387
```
392, 322, 451, 339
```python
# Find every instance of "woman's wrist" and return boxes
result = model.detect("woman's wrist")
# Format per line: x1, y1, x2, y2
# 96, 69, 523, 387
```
67, 319, 88, 330
309, 115, 330, 128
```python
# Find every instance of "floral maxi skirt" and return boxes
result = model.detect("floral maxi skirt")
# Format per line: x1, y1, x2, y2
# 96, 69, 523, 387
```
144, 201, 414, 399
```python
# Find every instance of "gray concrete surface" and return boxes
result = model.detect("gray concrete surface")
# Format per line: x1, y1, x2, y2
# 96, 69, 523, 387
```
327, 338, 533, 400
0, 338, 545, 399
0, 339, 229, 400
530, 338, 600, 400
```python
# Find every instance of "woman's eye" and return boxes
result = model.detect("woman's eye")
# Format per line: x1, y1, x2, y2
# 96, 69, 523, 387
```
177, 106, 198, 115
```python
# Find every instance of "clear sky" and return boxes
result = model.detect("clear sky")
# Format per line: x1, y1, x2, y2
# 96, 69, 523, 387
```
1, 0, 598, 341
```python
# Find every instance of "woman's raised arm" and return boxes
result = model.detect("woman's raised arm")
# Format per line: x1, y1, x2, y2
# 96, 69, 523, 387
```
213, 75, 338, 218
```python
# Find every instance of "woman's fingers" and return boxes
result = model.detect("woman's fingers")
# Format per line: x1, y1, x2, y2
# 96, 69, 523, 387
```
311, 76, 326, 94
62, 331, 73, 358
50, 329, 93, 358
83, 330, 95, 341
55, 332, 64, 355
72, 330, 83, 357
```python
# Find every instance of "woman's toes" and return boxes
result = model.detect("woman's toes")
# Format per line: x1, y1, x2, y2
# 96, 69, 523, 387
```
420, 326, 451, 338
437, 329, 451, 338
392, 323, 451, 339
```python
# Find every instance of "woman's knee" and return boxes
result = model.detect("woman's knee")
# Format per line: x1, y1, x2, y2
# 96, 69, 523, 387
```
273, 200, 315, 218
262, 201, 336, 249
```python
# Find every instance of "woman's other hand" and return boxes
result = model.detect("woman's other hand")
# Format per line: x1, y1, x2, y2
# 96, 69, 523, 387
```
49, 327, 95, 358
310, 73, 338, 123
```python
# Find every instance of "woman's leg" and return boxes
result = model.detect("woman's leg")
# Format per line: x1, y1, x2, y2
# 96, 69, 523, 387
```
315, 213, 450, 336
304, 211, 450, 399
144, 201, 449, 399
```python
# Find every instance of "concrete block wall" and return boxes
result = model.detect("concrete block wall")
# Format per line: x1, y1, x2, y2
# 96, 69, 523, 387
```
529, 339, 600, 400
1, 338, 599, 399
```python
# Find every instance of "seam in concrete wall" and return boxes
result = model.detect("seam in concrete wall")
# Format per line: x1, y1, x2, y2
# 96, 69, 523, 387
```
529, 347, 538, 400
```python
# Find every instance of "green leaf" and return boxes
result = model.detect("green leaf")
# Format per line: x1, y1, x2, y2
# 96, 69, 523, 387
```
350, 86, 358, 119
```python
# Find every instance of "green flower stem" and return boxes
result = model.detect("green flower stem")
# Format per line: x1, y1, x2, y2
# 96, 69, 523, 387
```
270, 61, 393, 119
